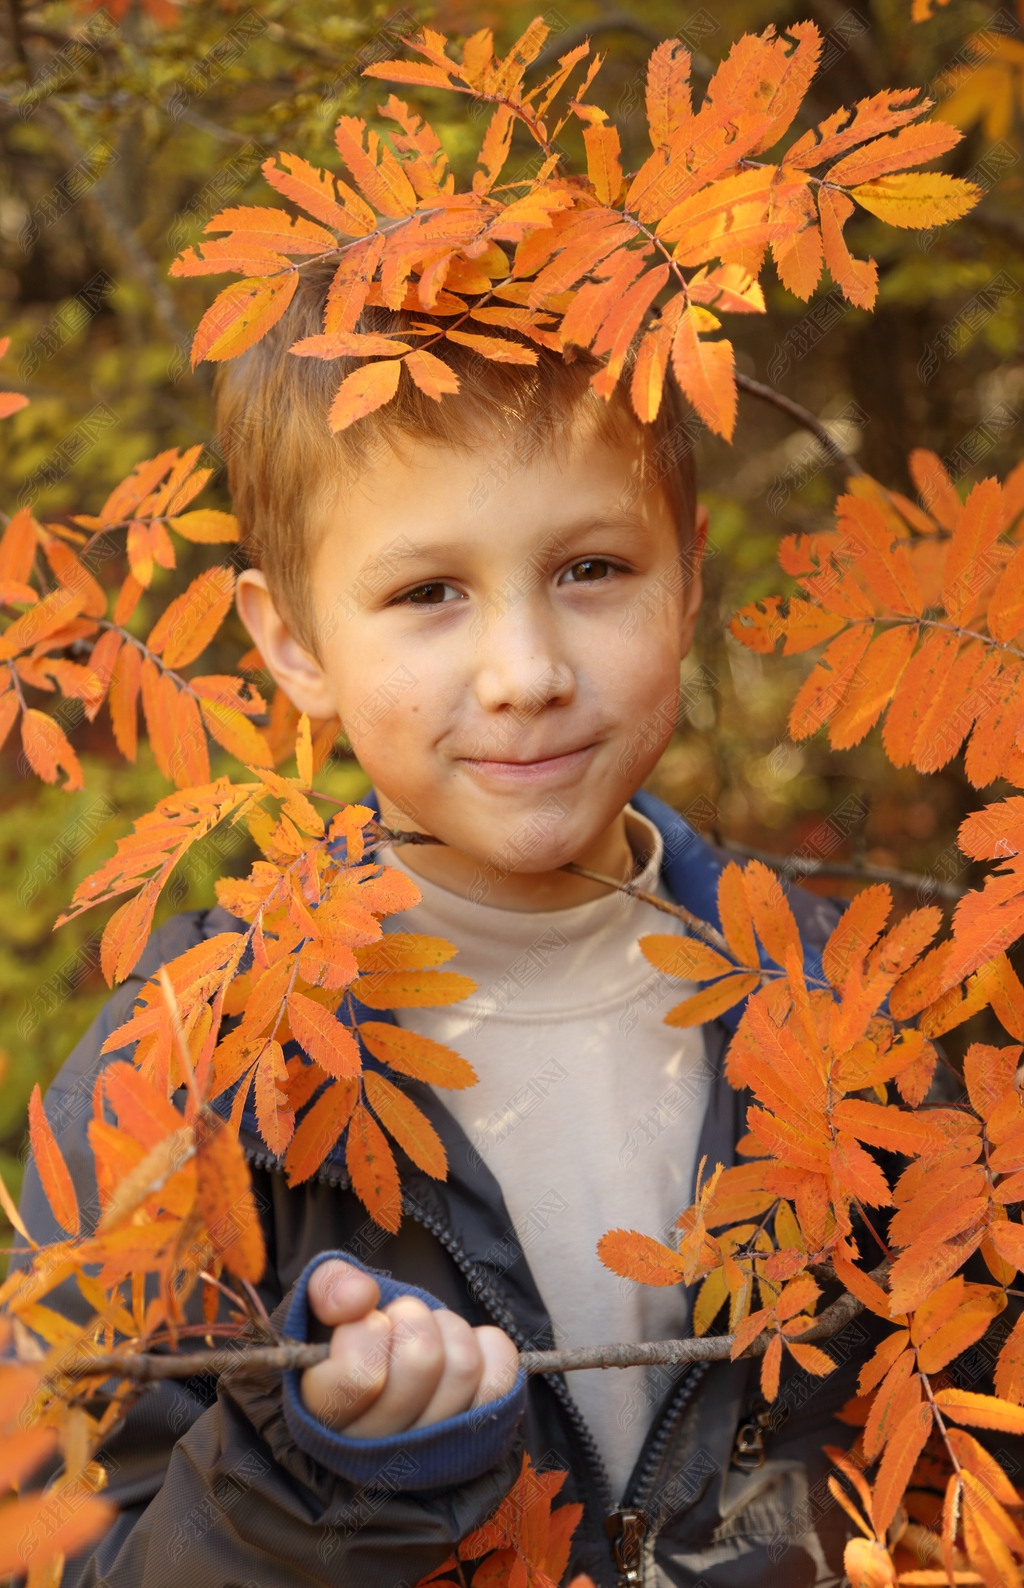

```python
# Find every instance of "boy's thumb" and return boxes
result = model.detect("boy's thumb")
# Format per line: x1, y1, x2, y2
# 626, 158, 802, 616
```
305, 1257, 381, 1325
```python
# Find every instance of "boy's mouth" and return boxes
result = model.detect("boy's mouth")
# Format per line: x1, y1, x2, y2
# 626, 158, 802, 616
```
459, 744, 596, 783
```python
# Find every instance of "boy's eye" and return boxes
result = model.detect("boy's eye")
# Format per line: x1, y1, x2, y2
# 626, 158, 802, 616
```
560, 558, 616, 583
397, 581, 461, 606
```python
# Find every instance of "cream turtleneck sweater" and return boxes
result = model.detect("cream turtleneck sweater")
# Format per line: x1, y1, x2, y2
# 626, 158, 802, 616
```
374, 805, 709, 1502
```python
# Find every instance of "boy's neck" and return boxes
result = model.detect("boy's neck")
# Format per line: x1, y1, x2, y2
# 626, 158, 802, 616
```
376, 798, 640, 912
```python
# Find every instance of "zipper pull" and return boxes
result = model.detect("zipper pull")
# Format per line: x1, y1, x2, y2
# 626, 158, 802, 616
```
605, 1508, 648, 1586
732, 1407, 771, 1470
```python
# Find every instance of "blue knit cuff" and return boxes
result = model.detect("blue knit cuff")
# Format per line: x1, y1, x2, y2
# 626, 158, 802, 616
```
281, 1250, 526, 1492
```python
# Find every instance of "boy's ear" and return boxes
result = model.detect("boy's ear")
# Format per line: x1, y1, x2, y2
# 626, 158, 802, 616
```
234, 569, 338, 720
693, 502, 709, 567
678, 504, 707, 655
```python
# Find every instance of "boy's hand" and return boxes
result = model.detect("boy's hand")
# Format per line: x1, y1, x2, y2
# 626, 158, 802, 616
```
301, 1259, 520, 1437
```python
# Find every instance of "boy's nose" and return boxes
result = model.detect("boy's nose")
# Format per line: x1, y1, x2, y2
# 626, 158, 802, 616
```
469, 597, 576, 715
474, 654, 576, 717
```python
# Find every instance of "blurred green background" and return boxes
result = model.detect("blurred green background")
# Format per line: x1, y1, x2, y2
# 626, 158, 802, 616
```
0, 0, 1021, 1257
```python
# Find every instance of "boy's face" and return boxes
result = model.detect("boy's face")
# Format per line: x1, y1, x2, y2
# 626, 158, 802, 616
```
237, 414, 705, 910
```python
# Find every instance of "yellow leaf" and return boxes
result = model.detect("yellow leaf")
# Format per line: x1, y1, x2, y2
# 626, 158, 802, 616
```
851, 173, 981, 230
191, 273, 299, 365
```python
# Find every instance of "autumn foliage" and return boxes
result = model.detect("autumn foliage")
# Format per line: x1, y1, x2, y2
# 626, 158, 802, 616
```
1, 14, 1023, 1588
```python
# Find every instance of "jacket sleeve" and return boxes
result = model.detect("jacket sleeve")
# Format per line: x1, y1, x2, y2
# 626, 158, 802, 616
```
281, 1251, 526, 1489
12, 910, 525, 1588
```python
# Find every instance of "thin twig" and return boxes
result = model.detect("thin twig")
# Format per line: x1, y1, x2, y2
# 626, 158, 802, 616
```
734, 372, 864, 478
718, 839, 965, 903
53, 1281, 867, 1382
369, 823, 733, 953
560, 861, 732, 953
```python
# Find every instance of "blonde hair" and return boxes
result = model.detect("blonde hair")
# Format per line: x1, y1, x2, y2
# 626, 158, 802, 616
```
213, 259, 698, 659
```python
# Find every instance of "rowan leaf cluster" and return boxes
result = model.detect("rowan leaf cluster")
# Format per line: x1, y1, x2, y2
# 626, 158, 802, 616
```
600, 458, 1024, 1582
0, 15, 1022, 1588
168, 16, 980, 439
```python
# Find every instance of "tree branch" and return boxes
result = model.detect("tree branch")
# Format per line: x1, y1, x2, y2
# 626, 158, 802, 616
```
735, 372, 864, 478
718, 839, 965, 903
370, 824, 733, 953
52, 1279, 868, 1383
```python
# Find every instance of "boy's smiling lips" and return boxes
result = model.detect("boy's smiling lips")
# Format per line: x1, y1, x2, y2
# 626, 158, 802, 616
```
458, 742, 597, 783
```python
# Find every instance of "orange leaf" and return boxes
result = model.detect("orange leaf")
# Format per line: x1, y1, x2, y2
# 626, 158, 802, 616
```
629, 319, 672, 424
262, 151, 376, 235
876, 628, 954, 764
191, 272, 299, 365
100, 877, 162, 985
328, 357, 403, 432
346, 1101, 402, 1231
19, 707, 83, 791
987, 1219, 1024, 1276
254, 1039, 294, 1157
669, 304, 736, 440
284, 1077, 358, 1185
582, 121, 622, 205
836, 494, 923, 618
334, 115, 418, 218
663, 973, 761, 1026
942, 477, 1003, 626
146, 565, 235, 668
830, 1098, 948, 1154
103, 1060, 185, 1147
841, 1537, 896, 1587
357, 1021, 477, 1088
787, 1341, 835, 1376
994, 1312, 1024, 1404
194, 1109, 266, 1282
287, 991, 362, 1080
198, 693, 273, 765
989, 543, 1024, 643
364, 1070, 447, 1178
28, 1084, 79, 1236
827, 120, 962, 185
0, 504, 38, 583
167, 508, 239, 543
818, 186, 877, 309
742, 859, 802, 968
0, 1490, 116, 1578
908, 448, 960, 531
789, 622, 873, 740
445, 329, 538, 364
354, 968, 476, 1009
761, 1333, 784, 1401
932, 1388, 1024, 1434
717, 861, 760, 969
823, 884, 892, 988
872, 1400, 932, 1535
639, 933, 737, 981
404, 347, 460, 400
597, 1228, 687, 1286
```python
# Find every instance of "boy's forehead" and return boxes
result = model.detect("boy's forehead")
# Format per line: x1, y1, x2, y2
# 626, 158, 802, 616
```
327, 415, 654, 546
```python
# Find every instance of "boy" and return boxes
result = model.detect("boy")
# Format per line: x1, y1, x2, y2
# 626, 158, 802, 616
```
19, 264, 860, 1587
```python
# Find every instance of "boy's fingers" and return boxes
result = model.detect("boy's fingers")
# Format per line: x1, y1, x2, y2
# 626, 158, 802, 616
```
300, 1309, 391, 1430
306, 1259, 380, 1327
340, 1296, 445, 1439
470, 1326, 521, 1409
407, 1309, 484, 1429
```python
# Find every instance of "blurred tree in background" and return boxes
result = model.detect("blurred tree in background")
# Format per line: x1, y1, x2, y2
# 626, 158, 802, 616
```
0, 0, 1021, 1252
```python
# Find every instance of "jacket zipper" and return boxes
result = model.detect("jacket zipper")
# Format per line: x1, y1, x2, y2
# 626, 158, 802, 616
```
602, 1359, 710, 1587
244, 1143, 707, 1588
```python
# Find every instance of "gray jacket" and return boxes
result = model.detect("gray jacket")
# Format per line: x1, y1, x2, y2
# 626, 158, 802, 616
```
15, 790, 869, 1587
